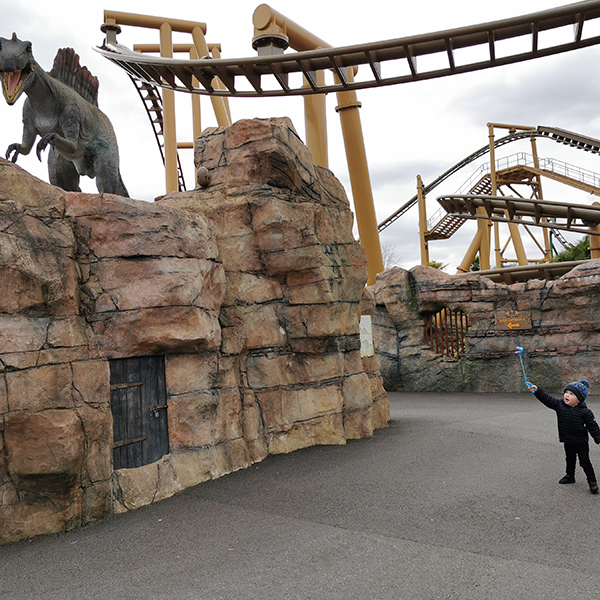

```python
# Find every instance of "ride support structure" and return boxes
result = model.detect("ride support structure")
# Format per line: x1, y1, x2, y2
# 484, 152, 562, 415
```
99, 1, 600, 284
409, 123, 600, 278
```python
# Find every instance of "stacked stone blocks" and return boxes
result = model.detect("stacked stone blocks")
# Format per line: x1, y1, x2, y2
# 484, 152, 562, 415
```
0, 117, 389, 545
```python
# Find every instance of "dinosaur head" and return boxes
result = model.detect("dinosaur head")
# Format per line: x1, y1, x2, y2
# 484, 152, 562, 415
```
0, 33, 35, 105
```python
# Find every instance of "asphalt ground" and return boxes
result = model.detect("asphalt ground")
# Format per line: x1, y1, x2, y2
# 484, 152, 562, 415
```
2, 391, 600, 599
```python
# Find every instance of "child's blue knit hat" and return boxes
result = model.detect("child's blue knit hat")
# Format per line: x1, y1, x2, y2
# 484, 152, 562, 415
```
564, 380, 590, 403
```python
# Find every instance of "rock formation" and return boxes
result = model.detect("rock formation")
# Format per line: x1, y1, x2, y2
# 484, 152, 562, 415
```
373, 263, 600, 392
0, 117, 389, 545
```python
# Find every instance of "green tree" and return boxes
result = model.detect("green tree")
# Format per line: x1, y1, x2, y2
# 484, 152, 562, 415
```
427, 260, 448, 271
550, 236, 590, 262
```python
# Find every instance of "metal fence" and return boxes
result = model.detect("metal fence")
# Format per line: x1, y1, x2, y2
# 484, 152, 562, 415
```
424, 309, 470, 358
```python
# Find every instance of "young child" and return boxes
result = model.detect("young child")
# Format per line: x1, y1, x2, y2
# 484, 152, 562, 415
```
527, 379, 600, 494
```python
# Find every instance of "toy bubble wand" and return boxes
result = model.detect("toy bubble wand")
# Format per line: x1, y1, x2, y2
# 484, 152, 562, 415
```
515, 346, 534, 392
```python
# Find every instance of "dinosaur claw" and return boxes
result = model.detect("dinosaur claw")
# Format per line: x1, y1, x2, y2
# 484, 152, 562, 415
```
6, 143, 19, 162
36, 134, 57, 161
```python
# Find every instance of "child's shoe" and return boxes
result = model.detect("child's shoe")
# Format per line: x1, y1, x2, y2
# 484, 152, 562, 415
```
559, 475, 575, 484
589, 481, 599, 494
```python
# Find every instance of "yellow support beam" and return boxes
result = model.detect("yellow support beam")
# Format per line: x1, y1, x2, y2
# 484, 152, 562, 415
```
488, 123, 528, 267
253, 4, 383, 285
159, 22, 178, 194
592, 202, 600, 259
103, 10, 232, 194
417, 175, 430, 265
104, 11, 207, 34
304, 70, 328, 168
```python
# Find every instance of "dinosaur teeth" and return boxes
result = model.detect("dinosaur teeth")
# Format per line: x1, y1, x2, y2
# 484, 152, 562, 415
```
2, 70, 23, 101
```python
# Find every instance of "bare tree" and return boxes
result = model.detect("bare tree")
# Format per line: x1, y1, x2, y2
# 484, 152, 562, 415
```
381, 241, 402, 270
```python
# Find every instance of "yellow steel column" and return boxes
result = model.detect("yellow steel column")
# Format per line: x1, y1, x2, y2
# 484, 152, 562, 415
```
591, 202, 600, 259
457, 229, 484, 273
530, 136, 551, 259
335, 71, 384, 284
478, 124, 501, 270
507, 215, 528, 266
252, 4, 383, 283
417, 175, 430, 265
189, 46, 202, 140
208, 44, 232, 124
160, 22, 178, 194
476, 208, 491, 270
489, 123, 527, 266
493, 221, 502, 268
304, 69, 328, 168
191, 27, 231, 127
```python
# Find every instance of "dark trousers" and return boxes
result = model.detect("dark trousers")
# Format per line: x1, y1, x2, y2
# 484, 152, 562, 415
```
564, 442, 597, 483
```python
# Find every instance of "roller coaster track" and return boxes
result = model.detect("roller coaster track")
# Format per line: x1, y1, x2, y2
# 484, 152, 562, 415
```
97, 2, 600, 98
129, 76, 188, 191
436, 194, 600, 238
377, 126, 600, 232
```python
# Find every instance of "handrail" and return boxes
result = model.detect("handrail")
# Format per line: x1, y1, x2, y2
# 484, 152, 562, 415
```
455, 152, 600, 194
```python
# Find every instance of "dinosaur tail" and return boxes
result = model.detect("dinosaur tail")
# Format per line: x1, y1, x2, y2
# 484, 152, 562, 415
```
117, 175, 129, 198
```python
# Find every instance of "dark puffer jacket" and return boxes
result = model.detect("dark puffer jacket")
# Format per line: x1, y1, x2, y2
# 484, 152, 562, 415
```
535, 387, 600, 445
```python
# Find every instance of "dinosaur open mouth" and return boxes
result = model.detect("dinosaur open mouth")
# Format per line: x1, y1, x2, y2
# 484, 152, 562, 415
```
1, 65, 32, 104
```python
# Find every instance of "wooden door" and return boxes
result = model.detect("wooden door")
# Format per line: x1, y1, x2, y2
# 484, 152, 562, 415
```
109, 356, 169, 470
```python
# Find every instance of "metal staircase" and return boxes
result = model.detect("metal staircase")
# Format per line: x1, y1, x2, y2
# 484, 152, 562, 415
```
426, 214, 467, 241
425, 175, 495, 241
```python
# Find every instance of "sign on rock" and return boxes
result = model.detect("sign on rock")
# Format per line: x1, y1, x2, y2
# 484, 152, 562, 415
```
495, 310, 532, 331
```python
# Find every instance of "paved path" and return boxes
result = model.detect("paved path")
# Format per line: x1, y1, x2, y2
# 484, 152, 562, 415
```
2, 392, 600, 599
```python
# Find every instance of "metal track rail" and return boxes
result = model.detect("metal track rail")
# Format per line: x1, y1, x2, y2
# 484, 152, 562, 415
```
462, 260, 588, 284
437, 194, 600, 237
97, 2, 600, 97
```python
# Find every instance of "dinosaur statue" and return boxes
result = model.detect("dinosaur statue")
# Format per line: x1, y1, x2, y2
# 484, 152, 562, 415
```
0, 33, 129, 196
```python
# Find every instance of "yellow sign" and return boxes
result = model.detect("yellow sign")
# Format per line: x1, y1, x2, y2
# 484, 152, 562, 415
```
495, 310, 532, 331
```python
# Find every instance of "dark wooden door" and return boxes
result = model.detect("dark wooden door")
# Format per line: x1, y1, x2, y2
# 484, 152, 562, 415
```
109, 356, 169, 470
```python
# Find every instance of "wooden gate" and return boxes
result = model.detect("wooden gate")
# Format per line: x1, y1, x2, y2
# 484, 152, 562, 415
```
424, 309, 470, 359
109, 356, 169, 470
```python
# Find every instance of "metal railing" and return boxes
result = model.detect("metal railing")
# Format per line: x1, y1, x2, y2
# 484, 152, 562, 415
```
455, 152, 600, 193
456, 152, 600, 196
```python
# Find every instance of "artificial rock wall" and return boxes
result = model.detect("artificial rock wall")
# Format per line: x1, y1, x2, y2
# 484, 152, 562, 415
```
373, 263, 600, 393
0, 117, 389, 545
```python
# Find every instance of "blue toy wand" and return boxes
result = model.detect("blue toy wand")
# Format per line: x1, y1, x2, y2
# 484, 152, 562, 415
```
515, 346, 534, 392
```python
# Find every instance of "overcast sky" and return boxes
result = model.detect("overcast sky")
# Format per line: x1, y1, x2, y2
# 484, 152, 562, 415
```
2, 0, 600, 272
